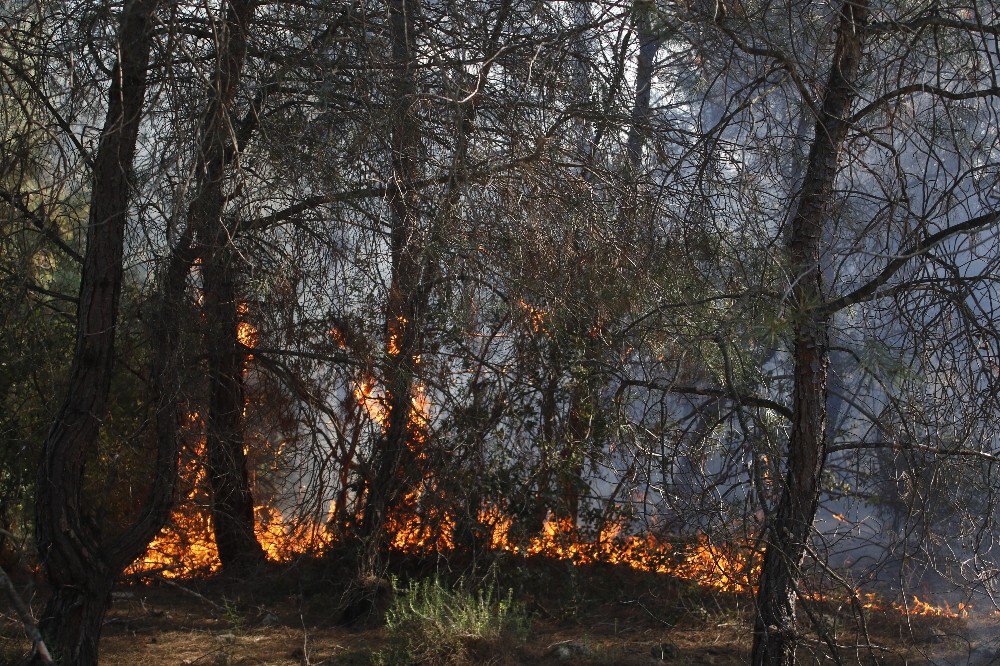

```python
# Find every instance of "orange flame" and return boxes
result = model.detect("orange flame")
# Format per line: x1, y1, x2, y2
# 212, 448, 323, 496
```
518, 299, 548, 334
127, 313, 975, 620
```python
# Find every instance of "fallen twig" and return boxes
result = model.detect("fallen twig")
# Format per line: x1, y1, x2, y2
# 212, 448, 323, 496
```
0, 563, 53, 664
150, 576, 226, 614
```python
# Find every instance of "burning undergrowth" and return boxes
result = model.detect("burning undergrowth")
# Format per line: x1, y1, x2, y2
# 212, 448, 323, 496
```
125, 314, 971, 624
126, 441, 969, 623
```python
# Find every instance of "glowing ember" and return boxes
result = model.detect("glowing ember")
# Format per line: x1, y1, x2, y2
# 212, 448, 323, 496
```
387, 315, 408, 357
518, 299, 548, 334
236, 302, 257, 355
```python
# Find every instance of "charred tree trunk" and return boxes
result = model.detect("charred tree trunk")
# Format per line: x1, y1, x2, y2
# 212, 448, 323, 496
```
32, 2, 162, 663
751, 3, 867, 664
202, 252, 266, 569
359, 0, 426, 552
191, 0, 265, 572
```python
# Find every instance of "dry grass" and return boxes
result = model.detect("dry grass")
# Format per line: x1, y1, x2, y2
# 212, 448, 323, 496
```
0, 560, 992, 665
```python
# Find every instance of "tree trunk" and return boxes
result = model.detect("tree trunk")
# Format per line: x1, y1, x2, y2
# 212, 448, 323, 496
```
751, 3, 867, 664
33, 1, 161, 663
202, 252, 266, 569
625, 4, 660, 170
191, 0, 264, 572
359, 0, 426, 553
36, 582, 112, 666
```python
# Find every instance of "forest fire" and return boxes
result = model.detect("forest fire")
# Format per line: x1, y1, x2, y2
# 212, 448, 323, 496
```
124, 314, 969, 624
129, 466, 970, 621
127, 343, 966, 621
125, 426, 333, 579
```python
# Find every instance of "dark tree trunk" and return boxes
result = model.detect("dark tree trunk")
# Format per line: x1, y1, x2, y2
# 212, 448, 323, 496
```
36, 583, 112, 666
190, 0, 265, 572
202, 252, 266, 569
624, 4, 660, 171
557, 328, 600, 525
359, 0, 426, 553
33, 1, 162, 663
751, 3, 868, 664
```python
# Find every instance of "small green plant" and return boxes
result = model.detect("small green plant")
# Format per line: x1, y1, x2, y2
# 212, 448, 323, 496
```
221, 597, 246, 635
375, 576, 530, 665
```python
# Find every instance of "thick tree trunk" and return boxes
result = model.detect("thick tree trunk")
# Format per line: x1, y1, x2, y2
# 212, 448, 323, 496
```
33, 1, 161, 663
751, 3, 867, 664
202, 252, 266, 569
191, 0, 265, 572
36, 582, 112, 666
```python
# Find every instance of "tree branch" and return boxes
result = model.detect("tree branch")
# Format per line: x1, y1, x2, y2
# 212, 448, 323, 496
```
823, 210, 1000, 315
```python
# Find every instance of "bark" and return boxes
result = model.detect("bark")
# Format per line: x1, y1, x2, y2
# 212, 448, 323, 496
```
751, 3, 868, 664
192, 0, 265, 572
34, 584, 112, 666
359, 0, 426, 552
625, 4, 661, 171
32, 1, 162, 663
202, 253, 266, 569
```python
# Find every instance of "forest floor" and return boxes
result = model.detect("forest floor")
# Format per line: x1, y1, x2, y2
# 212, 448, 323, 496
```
2, 555, 997, 664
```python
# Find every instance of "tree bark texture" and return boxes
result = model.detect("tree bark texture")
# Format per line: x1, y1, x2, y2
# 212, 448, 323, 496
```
360, 0, 428, 552
202, 253, 266, 569
33, 1, 162, 663
751, 2, 868, 664
192, 0, 266, 572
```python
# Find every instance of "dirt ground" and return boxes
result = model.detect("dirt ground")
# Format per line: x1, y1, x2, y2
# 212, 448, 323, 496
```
2, 558, 997, 664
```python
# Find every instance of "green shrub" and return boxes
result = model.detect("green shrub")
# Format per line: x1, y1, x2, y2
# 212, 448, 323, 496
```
376, 576, 530, 665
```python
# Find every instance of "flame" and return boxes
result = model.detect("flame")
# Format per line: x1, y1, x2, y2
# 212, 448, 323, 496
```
330, 326, 348, 349
387, 315, 408, 357
518, 299, 548, 334
128, 304, 331, 578
127, 308, 975, 619
126, 417, 332, 579
479, 506, 514, 551
129, 434, 975, 620
362, 372, 452, 553
126, 413, 219, 578
899, 596, 969, 618
354, 378, 388, 424
236, 302, 257, 355
513, 519, 759, 593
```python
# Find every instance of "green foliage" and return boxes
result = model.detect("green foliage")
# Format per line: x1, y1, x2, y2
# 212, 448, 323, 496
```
375, 576, 530, 665
222, 597, 247, 635
0, 211, 79, 545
